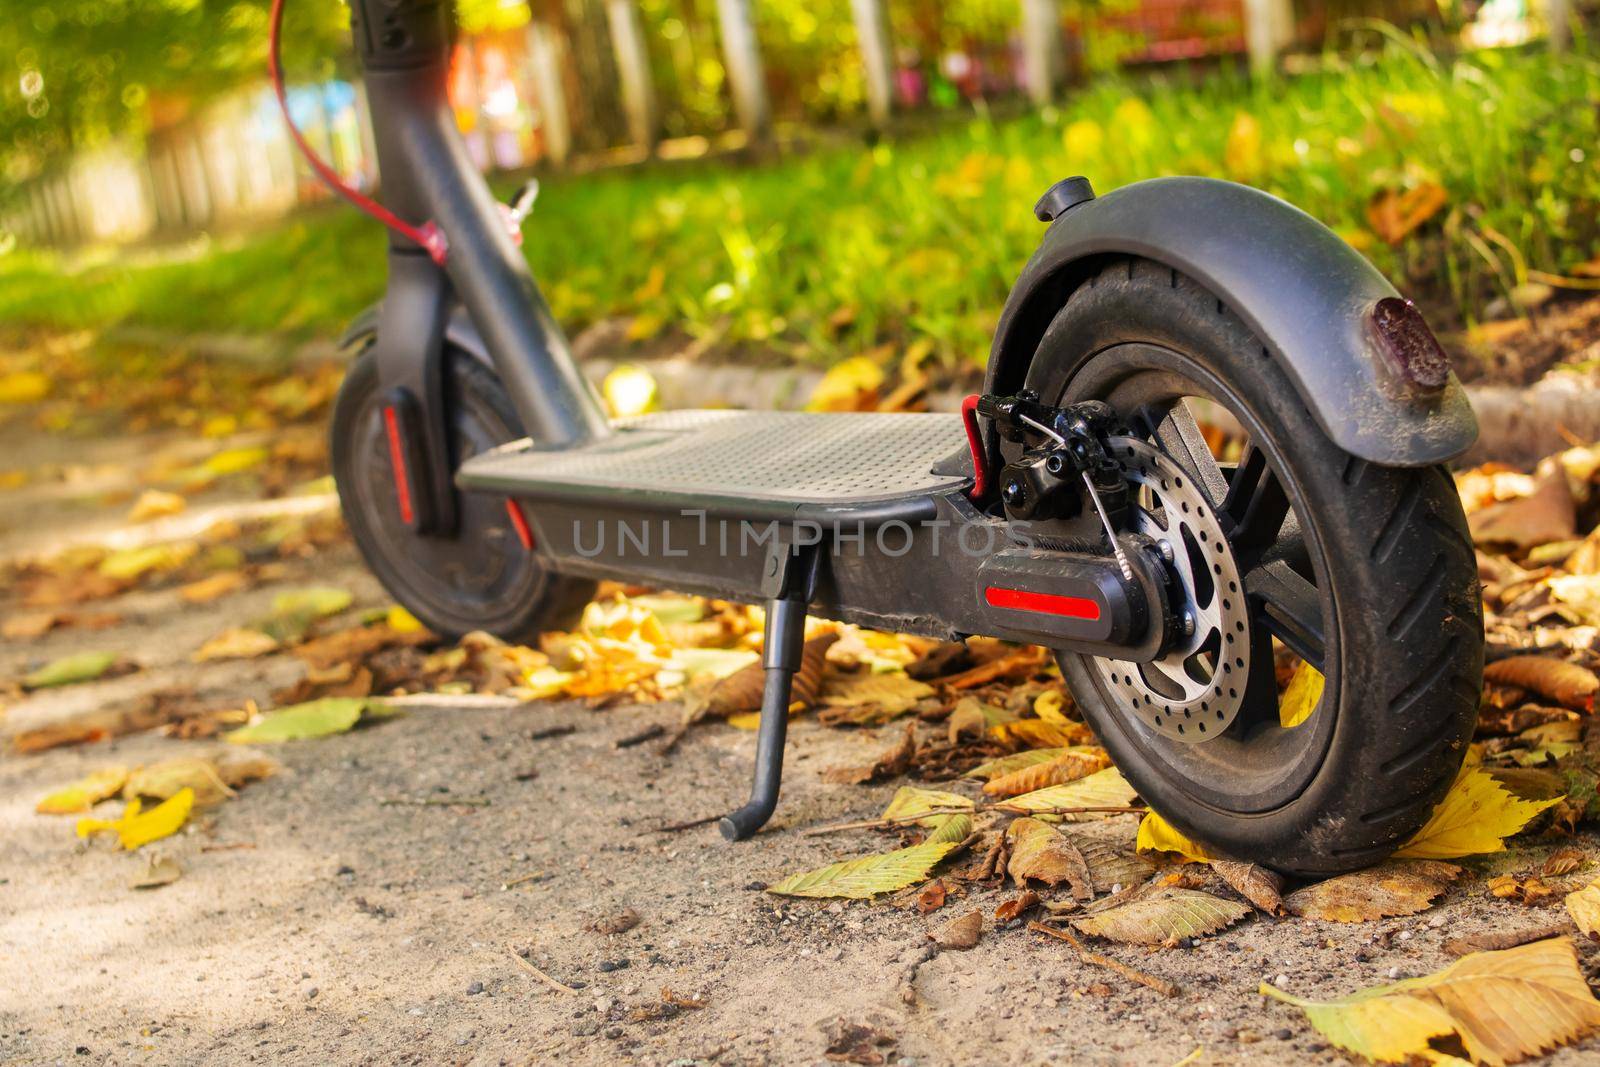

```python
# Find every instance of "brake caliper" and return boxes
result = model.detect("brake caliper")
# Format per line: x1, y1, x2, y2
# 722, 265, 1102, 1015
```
977, 391, 1134, 580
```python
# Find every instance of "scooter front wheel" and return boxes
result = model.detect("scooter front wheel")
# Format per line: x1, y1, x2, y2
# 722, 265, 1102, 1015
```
1025, 258, 1483, 876
330, 347, 595, 642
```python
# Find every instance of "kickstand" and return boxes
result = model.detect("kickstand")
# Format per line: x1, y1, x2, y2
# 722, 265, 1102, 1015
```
719, 535, 823, 842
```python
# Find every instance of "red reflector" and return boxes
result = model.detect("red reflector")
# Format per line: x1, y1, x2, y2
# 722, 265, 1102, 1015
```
381, 405, 415, 526
985, 586, 1101, 621
505, 499, 534, 550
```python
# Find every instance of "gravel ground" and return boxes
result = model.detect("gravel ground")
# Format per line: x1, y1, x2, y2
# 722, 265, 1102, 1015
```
4, 411, 1600, 1067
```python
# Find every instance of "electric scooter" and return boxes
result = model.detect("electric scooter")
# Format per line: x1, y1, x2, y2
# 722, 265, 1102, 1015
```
276, 0, 1485, 876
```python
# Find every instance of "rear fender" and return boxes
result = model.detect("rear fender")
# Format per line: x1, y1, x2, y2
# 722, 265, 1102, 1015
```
985, 177, 1477, 467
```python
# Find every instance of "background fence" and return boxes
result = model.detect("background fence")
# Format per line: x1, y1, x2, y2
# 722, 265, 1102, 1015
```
0, 0, 1571, 249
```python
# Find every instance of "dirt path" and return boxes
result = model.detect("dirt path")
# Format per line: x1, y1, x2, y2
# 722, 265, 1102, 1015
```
3, 403, 1600, 1067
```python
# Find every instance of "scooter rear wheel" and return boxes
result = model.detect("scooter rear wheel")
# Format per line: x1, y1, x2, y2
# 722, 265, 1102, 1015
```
330, 347, 595, 642
1024, 257, 1483, 876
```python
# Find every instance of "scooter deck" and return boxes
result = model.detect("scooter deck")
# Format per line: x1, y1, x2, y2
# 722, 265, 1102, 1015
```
457, 410, 970, 525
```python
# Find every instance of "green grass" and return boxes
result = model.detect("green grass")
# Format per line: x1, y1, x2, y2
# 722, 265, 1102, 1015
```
3, 37, 1596, 372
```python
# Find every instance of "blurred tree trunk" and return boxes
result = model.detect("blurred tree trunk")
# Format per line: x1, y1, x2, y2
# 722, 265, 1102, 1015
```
852, 0, 896, 127
1020, 0, 1064, 105
715, 0, 772, 142
1243, 0, 1294, 76
1547, 0, 1570, 53
606, 0, 661, 150
527, 20, 572, 165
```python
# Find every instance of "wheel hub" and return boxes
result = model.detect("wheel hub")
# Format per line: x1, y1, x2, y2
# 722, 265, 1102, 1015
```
1090, 436, 1251, 742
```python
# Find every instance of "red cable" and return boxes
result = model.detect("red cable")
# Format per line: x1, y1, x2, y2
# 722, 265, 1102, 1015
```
961, 394, 991, 499
268, 0, 448, 265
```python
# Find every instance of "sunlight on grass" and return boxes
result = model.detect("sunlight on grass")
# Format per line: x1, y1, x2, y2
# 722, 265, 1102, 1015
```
2, 39, 1595, 371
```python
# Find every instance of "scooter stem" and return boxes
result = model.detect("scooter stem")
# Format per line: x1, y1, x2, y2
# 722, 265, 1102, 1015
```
348, 0, 610, 449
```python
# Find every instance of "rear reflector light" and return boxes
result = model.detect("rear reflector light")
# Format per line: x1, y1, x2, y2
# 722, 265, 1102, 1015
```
984, 586, 1102, 621
1371, 297, 1449, 395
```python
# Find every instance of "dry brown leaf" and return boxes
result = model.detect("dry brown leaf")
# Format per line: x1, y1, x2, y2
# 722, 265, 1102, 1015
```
916, 879, 947, 914
707, 632, 837, 717
589, 907, 642, 935
982, 747, 1108, 797
819, 671, 935, 715
905, 642, 973, 681
995, 890, 1040, 922
11, 689, 206, 754
1366, 182, 1448, 244
179, 571, 249, 604
193, 627, 280, 662
1489, 874, 1557, 905
1469, 460, 1576, 548
937, 646, 1049, 690
1006, 818, 1093, 900
293, 621, 430, 672
1484, 656, 1599, 710
1212, 860, 1286, 915
1283, 860, 1462, 922
127, 489, 186, 522
1071, 887, 1248, 945
1544, 848, 1587, 878
3, 611, 59, 639
1078, 839, 1157, 894
822, 723, 917, 785
124, 756, 235, 806
933, 909, 983, 950
213, 749, 280, 789
129, 854, 182, 889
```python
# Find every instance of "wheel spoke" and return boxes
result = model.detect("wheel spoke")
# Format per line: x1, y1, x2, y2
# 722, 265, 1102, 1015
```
1219, 443, 1291, 571
1245, 559, 1326, 671
1146, 400, 1230, 505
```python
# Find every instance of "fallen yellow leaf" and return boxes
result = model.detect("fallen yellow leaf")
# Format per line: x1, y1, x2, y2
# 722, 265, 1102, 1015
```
766, 840, 956, 899
1395, 766, 1559, 860
36, 766, 130, 814
127, 489, 187, 523
1566, 880, 1600, 938
1000, 768, 1137, 823
1283, 861, 1462, 922
386, 605, 425, 633
179, 571, 249, 604
0, 370, 51, 404
1279, 661, 1324, 728
1223, 111, 1263, 180
76, 788, 194, 850
194, 627, 280, 662
1073, 887, 1248, 945
1136, 810, 1216, 863
881, 785, 973, 826
805, 356, 884, 412
1262, 937, 1600, 1064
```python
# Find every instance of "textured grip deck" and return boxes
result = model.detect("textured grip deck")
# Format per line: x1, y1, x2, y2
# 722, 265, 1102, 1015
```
457, 410, 969, 520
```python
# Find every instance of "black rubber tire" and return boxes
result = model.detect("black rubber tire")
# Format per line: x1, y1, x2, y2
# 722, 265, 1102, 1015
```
331, 346, 595, 643
1026, 257, 1483, 877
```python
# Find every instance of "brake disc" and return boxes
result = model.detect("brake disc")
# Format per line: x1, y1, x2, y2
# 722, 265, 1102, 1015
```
1086, 436, 1251, 742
